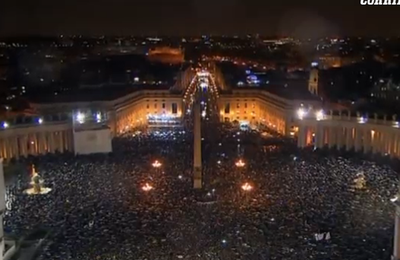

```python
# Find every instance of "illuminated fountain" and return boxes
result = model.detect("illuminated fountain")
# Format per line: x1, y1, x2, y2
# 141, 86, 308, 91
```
24, 165, 52, 195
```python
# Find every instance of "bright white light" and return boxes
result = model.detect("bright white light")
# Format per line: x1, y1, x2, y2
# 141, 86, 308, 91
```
96, 113, 102, 122
76, 112, 85, 124
38, 118, 43, 124
297, 108, 306, 119
358, 116, 366, 124
178, 175, 183, 179
197, 72, 209, 77
391, 196, 398, 202
201, 111, 206, 118
200, 82, 208, 88
217, 160, 221, 164
315, 110, 324, 121
2, 122, 9, 128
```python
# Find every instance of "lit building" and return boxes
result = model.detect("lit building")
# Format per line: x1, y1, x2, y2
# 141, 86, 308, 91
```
0, 69, 400, 160
296, 109, 400, 158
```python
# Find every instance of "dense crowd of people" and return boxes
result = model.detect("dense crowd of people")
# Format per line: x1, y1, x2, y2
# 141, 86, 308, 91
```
3, 126, 399, 260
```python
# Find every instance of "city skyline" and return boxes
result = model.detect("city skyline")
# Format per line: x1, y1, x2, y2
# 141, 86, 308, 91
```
0, 0, 399, 37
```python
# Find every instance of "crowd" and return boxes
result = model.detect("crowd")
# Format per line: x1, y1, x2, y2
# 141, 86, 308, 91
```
3, 126, 399, 260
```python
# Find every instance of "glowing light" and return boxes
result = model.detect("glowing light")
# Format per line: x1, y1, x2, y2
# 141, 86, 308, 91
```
96, 112, 102, 122
152, 160, 162, 168
315, 110, 324, 121
38, 118, 43, 124
241, 182, 253, 191
76, 112, 85, 124
391, 196, 398, 202
297, 108, 307, 119
197, 72, 209, 77
2, 122, 9, 128
358, 116, 366, 124
235, 159, 245, 167
201, 111, 206, 118
142, 183, 153, 191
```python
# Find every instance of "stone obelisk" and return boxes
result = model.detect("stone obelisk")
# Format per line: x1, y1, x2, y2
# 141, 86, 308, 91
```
193, 101, 202, 189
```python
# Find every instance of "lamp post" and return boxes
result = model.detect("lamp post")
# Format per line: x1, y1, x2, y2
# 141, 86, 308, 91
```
142, 183, 154, 192
241, 182, 253, 191
235, 159, 245, 168
152, 160, 162, 169
241, 182, 253, 203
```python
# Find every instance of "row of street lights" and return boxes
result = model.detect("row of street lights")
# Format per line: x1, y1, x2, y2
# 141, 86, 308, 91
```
142, 159, 253, 192
142, 160, 163, 191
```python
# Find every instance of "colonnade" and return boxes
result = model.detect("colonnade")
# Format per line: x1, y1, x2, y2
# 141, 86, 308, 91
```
297, 120, 400, 158
0, 126, 73, 160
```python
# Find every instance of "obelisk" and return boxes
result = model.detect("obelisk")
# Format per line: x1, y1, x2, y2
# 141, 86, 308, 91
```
193, 101, 202, 189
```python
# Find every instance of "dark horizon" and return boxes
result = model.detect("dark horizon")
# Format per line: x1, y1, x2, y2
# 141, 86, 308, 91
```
0, 0, 399, 37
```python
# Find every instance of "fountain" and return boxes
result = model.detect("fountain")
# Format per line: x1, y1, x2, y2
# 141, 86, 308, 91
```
24, 165, 52, 195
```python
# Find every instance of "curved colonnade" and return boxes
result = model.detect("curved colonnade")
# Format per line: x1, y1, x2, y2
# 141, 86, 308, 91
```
297, 110, 400, 158
1, 81, 399, 160
0, 90, 184, 160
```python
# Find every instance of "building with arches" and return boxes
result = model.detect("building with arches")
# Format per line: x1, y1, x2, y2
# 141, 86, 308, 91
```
0, 68, 400, 160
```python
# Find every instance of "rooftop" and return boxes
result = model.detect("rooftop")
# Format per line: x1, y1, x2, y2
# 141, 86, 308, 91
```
261, 79, 321, 101
30, 84, 171, 104
233, 79, 321, 101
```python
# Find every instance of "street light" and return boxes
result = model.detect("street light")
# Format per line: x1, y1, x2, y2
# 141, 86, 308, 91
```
241, 182, 253, 191
152, 160, 162, 168
235, 159, 245, 168
142, 183, 153, 191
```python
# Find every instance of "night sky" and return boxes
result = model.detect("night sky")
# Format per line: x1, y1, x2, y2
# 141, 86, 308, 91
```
0, 0, 398, 36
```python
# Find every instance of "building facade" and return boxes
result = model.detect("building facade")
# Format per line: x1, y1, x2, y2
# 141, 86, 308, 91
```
297, 109, 400, 158
1, 71, 400, 160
